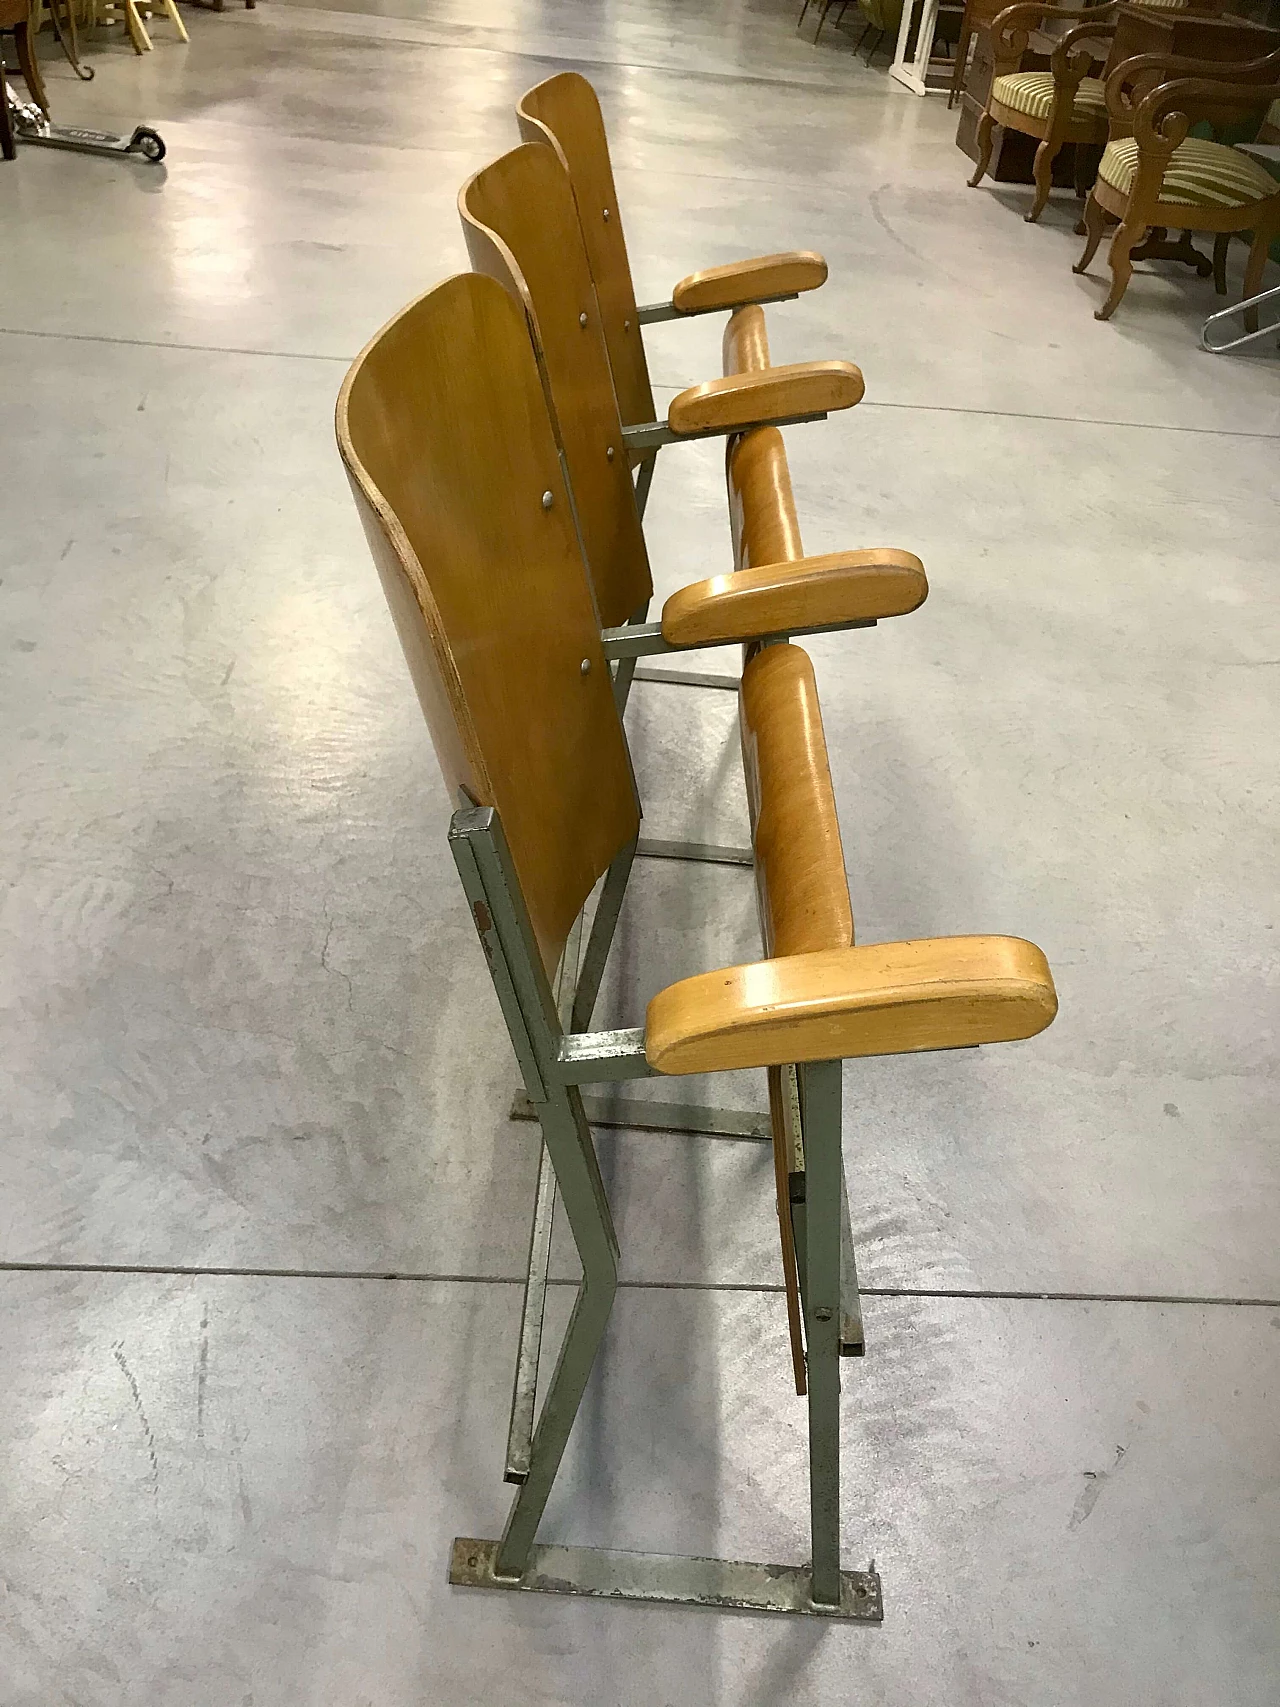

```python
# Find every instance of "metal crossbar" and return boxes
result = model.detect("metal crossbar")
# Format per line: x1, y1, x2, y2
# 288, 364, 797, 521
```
449, 803, 880, 1619
622, 409, 828, 453
634, 291, 801, 325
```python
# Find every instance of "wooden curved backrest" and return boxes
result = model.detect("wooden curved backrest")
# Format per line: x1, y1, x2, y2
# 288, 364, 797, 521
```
336, 273, 640, 979
1106, 45, 1280, 129
516, 71, 657, 431
459, 143, 654, 630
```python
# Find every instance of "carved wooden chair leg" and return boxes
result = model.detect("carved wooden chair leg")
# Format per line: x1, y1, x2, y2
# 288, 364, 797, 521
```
1241, 222, 1278, 334
13, 19, 48, 115
1097, 218, 1143, 321
969, 110, 996, 188
1028, 135, 1060, 224
948, 19, 971, 109
1212, 233, 1231, 298
1073, 191, 1106, 274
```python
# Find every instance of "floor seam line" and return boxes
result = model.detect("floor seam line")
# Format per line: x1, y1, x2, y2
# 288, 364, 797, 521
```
0, 1261, 1274, 1307
0, 327, 350, 364
6, 324, 1269, 437
263, 6, 873, 93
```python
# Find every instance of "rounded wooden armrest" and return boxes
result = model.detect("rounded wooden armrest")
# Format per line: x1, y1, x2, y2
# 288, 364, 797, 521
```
667, 361, 865, 437
671, 251, 829, 315
645, 937, 1058, 1075
659, 549, 927, 647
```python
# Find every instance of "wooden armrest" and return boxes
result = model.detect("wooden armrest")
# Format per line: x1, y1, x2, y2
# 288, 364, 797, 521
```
645, 937, 1057, 1075
667, 362, 864, 437
671, 251, 828, 315
659, 549, 927, 647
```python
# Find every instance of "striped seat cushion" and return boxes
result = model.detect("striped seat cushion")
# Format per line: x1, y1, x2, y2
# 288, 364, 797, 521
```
992, 71, 1107, 123
1098, 136, 1280, 208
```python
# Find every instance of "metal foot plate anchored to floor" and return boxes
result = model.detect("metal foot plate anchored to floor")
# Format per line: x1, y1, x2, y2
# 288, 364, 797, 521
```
450, 1539, 883, 1621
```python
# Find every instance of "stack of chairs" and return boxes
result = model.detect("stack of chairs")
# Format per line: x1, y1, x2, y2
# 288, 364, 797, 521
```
336, 72, 1058, 1622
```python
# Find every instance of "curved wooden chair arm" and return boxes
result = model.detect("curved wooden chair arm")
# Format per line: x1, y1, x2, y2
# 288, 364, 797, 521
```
667, 361, 864, 436
1049, 9, 1118, 83
988, 1, 1103, 66
659, 548, 928, 647
1105, 47, 1280, 123
1132, 72, 1280, 152
645, 937, 1058, 1075
671, 252, 828, 316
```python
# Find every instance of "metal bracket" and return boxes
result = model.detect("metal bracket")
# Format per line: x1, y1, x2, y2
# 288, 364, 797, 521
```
636, 837, 754, 868
634, 666, 740, 692
602, 615, 876, 664
635, 291, 801, 326
511, 1089, 769, 1141
451, 1538, 882, 1621
621, 409, 829, 454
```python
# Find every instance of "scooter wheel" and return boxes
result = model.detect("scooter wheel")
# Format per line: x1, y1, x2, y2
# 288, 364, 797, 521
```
132, 126, 166, 162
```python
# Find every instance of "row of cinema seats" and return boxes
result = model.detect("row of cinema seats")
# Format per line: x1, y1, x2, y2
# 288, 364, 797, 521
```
337, 73, 1059, 1623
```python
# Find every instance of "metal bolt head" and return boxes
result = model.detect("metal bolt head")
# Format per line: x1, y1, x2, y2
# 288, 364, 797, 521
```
541, 490, 554, 510
579, 311, 588, 327
814, 1306, 833, 1323
580, 657, 591, 676
602, 207, 610, 222
623, 319, 631, 332
606, 446, 615, 462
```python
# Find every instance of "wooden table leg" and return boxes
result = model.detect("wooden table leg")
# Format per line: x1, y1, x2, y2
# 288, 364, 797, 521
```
13, 19, 47, 114
1, 67, 16, 161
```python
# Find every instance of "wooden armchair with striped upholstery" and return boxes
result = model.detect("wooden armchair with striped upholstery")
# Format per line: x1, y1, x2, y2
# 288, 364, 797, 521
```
1074, 47, 1280, 319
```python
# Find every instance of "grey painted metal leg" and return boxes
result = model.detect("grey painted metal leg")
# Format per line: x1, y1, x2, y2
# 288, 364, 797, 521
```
840, 1153, 865, 1357
505, 1139, 556, 1483
571, 836, 636, 1033
448, 805, 878, 1616
634, 450, 657, 519
506, 913, 588, 1481
495, 1084, 619, 1577
612, 603, 651, 716
798, 1059, 843, 1606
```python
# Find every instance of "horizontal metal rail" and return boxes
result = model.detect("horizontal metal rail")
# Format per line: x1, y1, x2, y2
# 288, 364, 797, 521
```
635, 290, 801, 326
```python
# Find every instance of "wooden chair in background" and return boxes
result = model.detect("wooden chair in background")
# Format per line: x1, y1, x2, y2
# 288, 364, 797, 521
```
968, 2, 1119, 220
1075, 48, 1280, 318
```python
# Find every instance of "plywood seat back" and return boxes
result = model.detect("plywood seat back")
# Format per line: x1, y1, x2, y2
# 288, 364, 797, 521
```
460, 143, 654, 630
516, 70, 656, 431
336, 272, 640, 981
740, 644, 854, 960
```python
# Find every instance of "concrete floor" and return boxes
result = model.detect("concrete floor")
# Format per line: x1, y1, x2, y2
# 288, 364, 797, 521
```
1, 1, 1278, 1701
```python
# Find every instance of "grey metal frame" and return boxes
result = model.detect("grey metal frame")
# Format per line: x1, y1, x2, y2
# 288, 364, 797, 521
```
635, 290, 801, 326
1201, 283, 1280, 353
622, 409, 829, 454
448, 802, 881, 1620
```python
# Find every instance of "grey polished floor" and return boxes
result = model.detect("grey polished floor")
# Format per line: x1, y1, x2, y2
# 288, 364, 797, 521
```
1, 1, 1277, 1701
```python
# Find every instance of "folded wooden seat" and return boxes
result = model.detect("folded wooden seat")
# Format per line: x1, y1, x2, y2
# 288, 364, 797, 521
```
336, 271, 1058, 1624
516, 69, 832, 448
